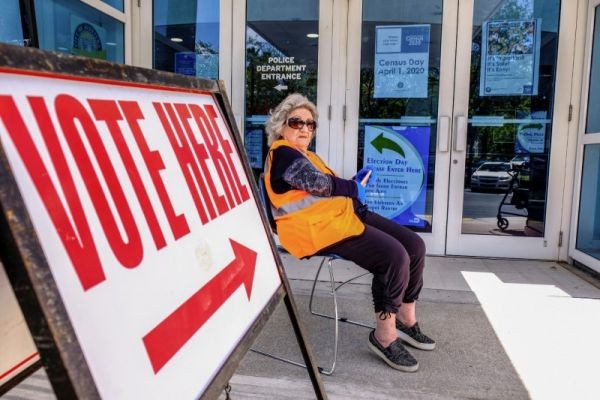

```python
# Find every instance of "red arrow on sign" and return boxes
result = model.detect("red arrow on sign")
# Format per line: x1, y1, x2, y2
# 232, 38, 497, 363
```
142, 239, 257, 373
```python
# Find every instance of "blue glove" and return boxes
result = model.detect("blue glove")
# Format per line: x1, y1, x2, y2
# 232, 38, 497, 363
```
354, 180, 366, 203
355, 166, 377, 185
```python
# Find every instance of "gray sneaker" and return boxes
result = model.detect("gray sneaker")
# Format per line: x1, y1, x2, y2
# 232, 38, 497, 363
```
395, 320, 436, 351
367, 330, 419, 372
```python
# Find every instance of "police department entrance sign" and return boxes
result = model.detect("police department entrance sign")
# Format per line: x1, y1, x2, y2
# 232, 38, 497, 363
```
0, 49, 287, 398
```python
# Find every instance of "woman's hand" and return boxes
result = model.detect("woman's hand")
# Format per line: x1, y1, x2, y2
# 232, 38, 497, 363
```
355, 166, 377, 186
353, 180, 366, 202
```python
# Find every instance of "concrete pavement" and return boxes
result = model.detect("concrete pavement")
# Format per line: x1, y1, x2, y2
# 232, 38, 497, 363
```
3, 256, 599, 400
224, 255, 600, 400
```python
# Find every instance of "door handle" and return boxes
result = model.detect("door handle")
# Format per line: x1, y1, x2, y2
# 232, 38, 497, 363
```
454, 115, 467, 152
438, 116, 450, 152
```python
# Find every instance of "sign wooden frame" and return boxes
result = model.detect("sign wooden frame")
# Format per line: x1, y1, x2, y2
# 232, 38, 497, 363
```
0, 43, 326, 399
0, 260, 40, 395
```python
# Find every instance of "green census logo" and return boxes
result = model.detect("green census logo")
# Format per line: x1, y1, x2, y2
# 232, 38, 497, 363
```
72, 22, 106, 60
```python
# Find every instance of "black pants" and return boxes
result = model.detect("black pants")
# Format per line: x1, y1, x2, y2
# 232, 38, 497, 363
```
324, 211, 426, 314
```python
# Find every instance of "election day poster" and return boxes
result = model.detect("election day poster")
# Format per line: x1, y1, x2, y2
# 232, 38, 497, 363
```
515, 111, 547, 153
363, 125, 430, 228
374, 25, 430, 98
480, 19, 541, 96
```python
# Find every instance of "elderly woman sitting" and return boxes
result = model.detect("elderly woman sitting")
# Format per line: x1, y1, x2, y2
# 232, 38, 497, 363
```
263, 93, 435, 372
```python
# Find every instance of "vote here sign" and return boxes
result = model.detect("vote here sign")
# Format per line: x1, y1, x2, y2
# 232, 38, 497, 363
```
0, 68, 281, 398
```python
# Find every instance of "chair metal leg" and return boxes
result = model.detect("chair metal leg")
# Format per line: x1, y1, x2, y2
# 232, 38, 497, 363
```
308, 257, 328, 318
305, 256, 374, 375
249, 348, 311, 370
251, 255, 371, 376
319, 257, 339, 375
309, 257, 373, 329
249, 256, 338, 376
249, 261, 336, 375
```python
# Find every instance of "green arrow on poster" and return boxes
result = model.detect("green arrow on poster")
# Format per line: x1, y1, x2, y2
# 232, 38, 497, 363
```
371, 132, 405, 158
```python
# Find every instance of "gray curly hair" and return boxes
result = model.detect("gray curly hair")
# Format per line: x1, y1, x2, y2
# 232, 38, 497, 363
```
265, 93, 318, 146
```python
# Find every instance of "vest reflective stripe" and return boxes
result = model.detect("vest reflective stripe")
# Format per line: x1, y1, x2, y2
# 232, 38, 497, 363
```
265, 140, 364, 258
272, 193, 348, 218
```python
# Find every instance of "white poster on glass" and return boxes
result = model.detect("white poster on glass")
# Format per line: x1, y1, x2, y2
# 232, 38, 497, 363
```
374, 25, 430, 98
480, 19, 541, 96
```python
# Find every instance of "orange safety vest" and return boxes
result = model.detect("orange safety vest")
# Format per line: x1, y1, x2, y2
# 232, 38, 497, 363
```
264, 140, 365, 258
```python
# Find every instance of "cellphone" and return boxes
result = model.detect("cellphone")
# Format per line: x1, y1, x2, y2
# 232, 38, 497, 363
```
360, 170, 372, 187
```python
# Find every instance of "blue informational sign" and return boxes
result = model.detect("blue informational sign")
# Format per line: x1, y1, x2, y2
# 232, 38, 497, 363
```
175, 52, 219, 79
175, 52, 196, 76
363, 125, 430, 228
374, 25, 430, 99
480, 19, 541, 96
244, 129, 264, 169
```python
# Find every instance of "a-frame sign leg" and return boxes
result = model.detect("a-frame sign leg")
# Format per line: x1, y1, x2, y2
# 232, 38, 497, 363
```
215, 83, 328, 399
282, 291, 329, 399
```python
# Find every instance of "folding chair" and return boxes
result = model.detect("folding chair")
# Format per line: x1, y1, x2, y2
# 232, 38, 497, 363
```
252, 174, 371, 375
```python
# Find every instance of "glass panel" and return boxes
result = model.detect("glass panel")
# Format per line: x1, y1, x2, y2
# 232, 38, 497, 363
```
357, 0, 443, 232
153, 0, 220, 80
101, 0, 124, 12
0, 1, 25, 46
586, 6, 600, 133
34, 0, 124, 63
244, 1, 319, 178
462, 0, 561, 237
576, 144, 600, 261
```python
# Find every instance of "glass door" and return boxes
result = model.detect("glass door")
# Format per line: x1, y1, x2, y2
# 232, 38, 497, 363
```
152, 0, 221, 80
232, 0, 574, 258
34, 0, 127, 63
342, 0, 459, 254
446, 0, 570, 258
0, 1, 28, 46
239, 0, 458, 255
570, 0, 600, 273
136, 0, 232, 84
240, 0, 328, 179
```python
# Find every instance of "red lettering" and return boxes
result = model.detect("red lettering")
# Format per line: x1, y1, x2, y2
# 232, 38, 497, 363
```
174, 103, 228, 216
189, 105, 237, 209
89, 99, 166, 251
154, 102, 213, 224
203, 104, 250, 204
119, 101, 190, 241
0, 95, 105, 290
55, 94, 143, 269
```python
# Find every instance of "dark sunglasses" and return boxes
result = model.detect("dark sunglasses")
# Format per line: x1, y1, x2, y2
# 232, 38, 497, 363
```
287, 117, 317, 131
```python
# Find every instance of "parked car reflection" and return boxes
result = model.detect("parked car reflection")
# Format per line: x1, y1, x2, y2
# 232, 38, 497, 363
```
510, 154, 530, 169
470, 161, 512, 191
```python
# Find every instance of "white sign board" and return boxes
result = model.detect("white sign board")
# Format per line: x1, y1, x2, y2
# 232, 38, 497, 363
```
0, 69, 281, 399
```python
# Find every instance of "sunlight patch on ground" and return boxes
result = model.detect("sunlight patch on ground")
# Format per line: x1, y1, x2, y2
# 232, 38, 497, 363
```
462, 271, 600, 400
